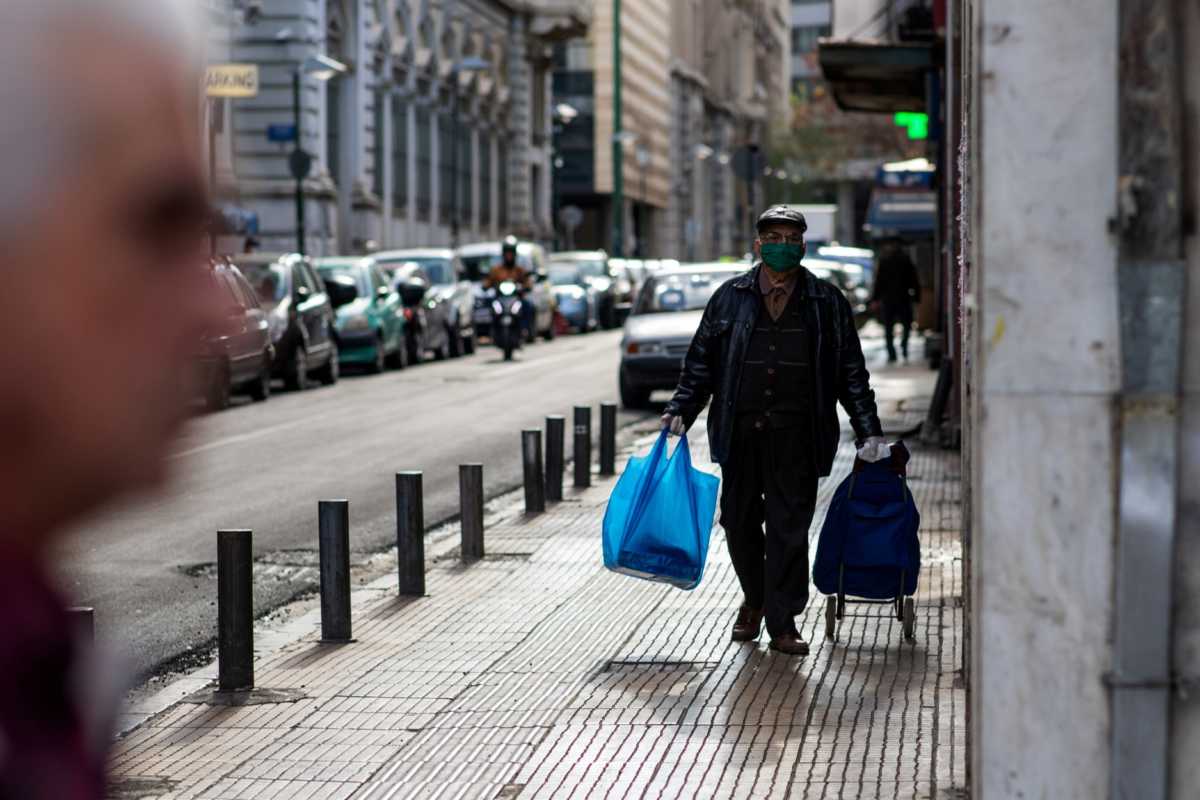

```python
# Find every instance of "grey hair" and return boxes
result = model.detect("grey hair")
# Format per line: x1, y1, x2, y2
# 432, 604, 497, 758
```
0, 0, 203, 234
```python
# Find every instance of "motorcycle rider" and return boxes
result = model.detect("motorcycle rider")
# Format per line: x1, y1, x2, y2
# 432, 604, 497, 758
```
483, 236, 535, 337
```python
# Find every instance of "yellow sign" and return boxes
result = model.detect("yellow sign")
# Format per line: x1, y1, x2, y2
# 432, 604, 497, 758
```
205, 64, 259, 98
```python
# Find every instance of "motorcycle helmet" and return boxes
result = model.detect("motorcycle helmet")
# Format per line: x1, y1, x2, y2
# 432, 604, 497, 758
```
501, 235, 518, 265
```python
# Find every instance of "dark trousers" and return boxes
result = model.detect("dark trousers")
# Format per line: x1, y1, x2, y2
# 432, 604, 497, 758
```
719, 424, 819, 637
881, 303, 913, 361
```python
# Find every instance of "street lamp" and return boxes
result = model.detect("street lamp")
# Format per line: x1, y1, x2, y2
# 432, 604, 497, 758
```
551, 103, 579, 250
555, 102, 579, 124
449, 55, 490, 248
291, 53, 347, 255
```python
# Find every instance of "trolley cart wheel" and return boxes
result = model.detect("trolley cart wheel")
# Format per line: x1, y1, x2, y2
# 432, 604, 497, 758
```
825, 596, 838, 641
902, 597, 916, 641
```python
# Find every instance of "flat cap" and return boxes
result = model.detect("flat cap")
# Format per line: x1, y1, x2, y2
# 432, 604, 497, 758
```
755, 204, 808, 233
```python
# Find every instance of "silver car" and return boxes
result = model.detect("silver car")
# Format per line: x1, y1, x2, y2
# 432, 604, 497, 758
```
373, 248, 477, 356
618, 262, 744, 409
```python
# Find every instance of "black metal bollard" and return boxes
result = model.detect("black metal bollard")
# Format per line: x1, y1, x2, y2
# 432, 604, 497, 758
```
545, 415, 565, 502
217, 529, 254, 692
395, 472, 425, 596
523, 429, 546, 514
318, 500, 352, 642
68, 607, 94, 646
460, 464, 484, 563
574, 406, 592, 488
599, 402, 618, 476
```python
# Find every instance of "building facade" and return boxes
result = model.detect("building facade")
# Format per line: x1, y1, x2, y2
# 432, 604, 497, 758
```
552, 0, 790, 260
208, 0, 586, 256
789, 0, 831, 97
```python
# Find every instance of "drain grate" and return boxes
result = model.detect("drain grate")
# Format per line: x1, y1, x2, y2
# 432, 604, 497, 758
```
602, 659, 720, 672
107, 777, 178, 798
483, 552, 534, 561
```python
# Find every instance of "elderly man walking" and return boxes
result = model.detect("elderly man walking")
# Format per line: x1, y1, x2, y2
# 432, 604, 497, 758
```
662, 205, 887, 655
0, 3, 219, 797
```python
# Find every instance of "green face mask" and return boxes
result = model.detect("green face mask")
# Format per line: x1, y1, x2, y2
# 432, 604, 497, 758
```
759, 242, 805, 272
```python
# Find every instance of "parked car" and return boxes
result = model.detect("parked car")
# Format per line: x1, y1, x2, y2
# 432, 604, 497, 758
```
235, 252, 339, 390
817, 244, 876, 286
805, 256, 872, 328
618, 262, 744, 409
386, 260, 454, 363
551, 250, 628, 328
314, 257, 407, 373
547, 261, 600, 333
195, 259, 274, 410
458, 240, 556, 341
374, 248, 476, 356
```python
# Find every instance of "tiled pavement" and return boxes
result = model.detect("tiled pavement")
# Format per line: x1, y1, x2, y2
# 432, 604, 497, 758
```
108, 370, 966, 800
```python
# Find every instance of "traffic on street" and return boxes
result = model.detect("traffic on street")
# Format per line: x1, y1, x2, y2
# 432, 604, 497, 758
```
3, 0, 1194, 799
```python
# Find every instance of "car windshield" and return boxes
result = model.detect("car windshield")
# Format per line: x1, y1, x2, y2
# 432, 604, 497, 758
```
380, 257, 454, 285
316, 264, 370, 297
548, 264, 583, 285
633, 271, 740, 314
573, 259, 607, 278
460, 249, 533, 282
240, 262, 289, 305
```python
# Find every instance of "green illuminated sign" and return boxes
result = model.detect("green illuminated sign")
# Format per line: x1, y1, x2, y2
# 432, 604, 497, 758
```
893, 112, 929, 140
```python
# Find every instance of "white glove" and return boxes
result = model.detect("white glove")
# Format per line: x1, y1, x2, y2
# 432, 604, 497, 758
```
856, 436, 891, 463
661, 413, 687, 437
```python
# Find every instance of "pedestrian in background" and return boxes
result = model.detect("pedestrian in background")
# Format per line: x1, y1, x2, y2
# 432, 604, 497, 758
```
661, 205, 889, 656
0, 2, 218, 797
870, 238, 921, 363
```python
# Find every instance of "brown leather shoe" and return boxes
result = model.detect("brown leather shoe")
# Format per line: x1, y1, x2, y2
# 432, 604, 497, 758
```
731, 604, 764, 642
768, 632, 810, 656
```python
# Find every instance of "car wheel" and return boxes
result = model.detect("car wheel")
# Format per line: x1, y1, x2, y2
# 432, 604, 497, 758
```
368, 335, 386, 374
619, 371, 650, 409
206, 361, 232, 411
447, 325, 463, 358
286, 347, 309, 391
462, 331, 476, 355
317, 341, 339, 385
248, 354, 271, 402
433, 329, 449, 360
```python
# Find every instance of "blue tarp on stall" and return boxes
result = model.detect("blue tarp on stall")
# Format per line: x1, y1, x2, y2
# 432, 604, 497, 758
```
864, 190, 936, 237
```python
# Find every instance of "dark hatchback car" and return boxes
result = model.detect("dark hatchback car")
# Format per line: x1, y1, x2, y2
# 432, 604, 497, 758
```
235, 253, 340, 390
195, 259, 274, 410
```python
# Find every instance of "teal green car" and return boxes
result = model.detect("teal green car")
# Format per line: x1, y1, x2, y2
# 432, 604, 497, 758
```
314, 257, 408, 373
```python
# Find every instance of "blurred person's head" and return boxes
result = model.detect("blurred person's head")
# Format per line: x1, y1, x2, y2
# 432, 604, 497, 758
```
0, 0, 221, 548
501, 236, 518, 266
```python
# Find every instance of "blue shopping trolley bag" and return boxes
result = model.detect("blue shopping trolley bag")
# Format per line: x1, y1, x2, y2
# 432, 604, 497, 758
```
812, 443, 921, 600
602, 431, 720, 590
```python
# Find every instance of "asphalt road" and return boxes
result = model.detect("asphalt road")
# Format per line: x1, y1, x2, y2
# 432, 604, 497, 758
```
59, 329, 654, 680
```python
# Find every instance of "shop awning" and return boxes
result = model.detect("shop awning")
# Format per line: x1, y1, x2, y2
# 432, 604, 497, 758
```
864, 190, 937, 237
817, 39, 934, 113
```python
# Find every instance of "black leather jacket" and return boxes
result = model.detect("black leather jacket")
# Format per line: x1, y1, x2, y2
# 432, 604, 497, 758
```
665, 263, 882, 474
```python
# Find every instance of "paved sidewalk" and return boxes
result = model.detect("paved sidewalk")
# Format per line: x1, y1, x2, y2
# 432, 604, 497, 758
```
108, 365, 966, 800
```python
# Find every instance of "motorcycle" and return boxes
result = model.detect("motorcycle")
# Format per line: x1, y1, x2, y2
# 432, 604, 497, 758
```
489, 281, 524, 361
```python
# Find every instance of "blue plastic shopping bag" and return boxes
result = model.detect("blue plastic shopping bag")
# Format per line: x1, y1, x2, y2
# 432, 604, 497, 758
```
602, 431, 720, 589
